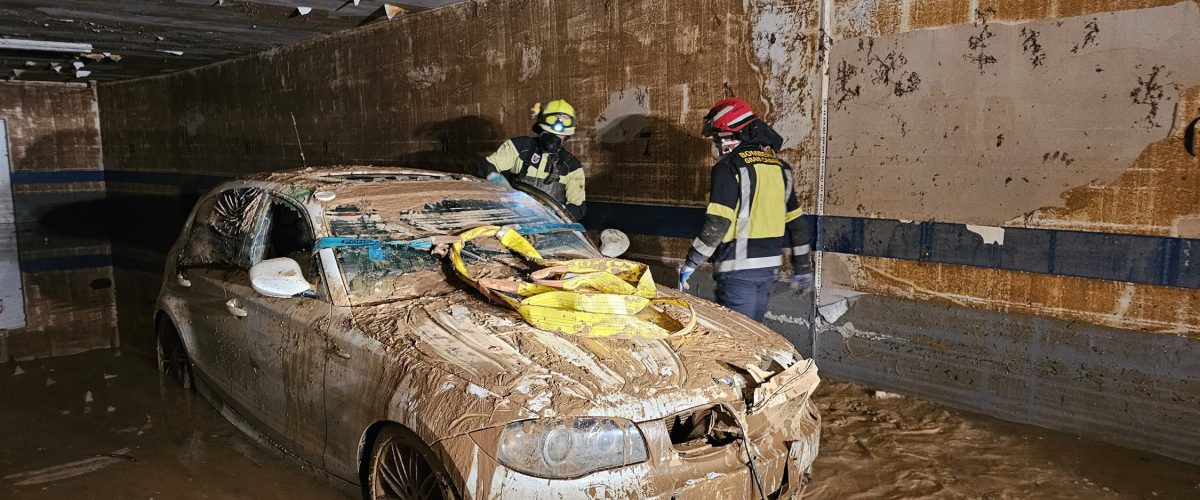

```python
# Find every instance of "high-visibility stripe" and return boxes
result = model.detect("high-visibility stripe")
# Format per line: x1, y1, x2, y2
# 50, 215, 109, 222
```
736, 166, 752, 262
715, 255, 783, 273
705, 202, 737, 221
784, 166, 794, 200
792, 244, 811, 255
691, 237, 717, 257
728, 111, 754, 127
785, 207, 804, 222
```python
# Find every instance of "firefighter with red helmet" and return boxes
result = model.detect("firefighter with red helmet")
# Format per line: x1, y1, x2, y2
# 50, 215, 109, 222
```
678, 97, 814, 322
480, 99, 586, 220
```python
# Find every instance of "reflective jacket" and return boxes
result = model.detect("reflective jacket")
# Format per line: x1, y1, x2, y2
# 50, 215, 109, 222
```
685, 143, 812, 276
480, 136, 586, 220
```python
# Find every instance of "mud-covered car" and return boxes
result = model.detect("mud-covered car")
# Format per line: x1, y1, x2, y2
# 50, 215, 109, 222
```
154, 166, 821, 499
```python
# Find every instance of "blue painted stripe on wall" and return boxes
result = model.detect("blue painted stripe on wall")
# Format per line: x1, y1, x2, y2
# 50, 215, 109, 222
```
586, 202, 1200, 291
8, 169, 229, 186
10, 170, 106, 183
818, 216, 1200, 289
104, 170, 228, 187
20, 254, 112, 273
583, 202, 706, 239
13, 170, 1196, 290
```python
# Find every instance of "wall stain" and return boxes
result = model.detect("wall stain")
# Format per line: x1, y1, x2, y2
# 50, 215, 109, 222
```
864, 38, 921, 97
1130, 64, 1173, 128
963, 8, 998, 74
833, 59, 863, 110
1070, 19, 1101, 53
1019, 27, 1046, 68
1041, 151, 1075, 166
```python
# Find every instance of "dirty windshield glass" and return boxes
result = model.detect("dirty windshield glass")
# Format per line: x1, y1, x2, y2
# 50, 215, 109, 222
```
327, 188, 594, 302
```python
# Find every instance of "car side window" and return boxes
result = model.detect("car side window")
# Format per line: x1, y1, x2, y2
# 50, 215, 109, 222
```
178, 188, 267, 269
257, 198, 317, 283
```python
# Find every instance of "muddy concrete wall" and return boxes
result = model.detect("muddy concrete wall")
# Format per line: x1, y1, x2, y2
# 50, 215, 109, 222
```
818, 0, 1200, 464
94, 0, 1199, 463
0, 82, 117, 361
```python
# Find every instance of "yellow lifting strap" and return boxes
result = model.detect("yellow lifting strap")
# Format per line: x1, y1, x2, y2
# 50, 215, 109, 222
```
446, 225, 696, 339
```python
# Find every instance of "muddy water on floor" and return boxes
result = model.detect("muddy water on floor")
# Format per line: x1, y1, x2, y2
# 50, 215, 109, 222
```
1, 350, 1198, 499
0, 349, 345, 499
806, 383, 1200, 500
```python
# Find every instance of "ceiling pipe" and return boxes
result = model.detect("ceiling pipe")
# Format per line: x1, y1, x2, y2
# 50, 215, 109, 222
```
0, 38, 94, 53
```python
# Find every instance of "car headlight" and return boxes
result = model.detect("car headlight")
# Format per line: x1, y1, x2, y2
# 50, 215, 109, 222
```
478, 416, 649, 479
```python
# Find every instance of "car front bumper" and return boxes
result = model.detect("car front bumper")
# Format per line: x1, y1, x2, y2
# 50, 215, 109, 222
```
437, 397, 821, 499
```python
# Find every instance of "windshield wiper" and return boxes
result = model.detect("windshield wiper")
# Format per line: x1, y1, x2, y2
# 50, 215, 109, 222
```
515, 222, 584, 236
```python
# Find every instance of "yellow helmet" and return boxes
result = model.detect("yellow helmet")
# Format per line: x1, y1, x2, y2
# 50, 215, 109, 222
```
531, 99, 577, 136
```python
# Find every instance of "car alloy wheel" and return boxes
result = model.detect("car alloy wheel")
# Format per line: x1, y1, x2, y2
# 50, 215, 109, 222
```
156, 321, 192, 390
368, 426, 456, 500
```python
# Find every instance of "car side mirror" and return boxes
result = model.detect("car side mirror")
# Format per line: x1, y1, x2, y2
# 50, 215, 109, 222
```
250, 257, 313, 298
600, 229, 630, 258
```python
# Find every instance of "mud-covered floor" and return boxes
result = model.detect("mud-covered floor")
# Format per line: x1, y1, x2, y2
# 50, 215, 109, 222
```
2, 350, 1197, 499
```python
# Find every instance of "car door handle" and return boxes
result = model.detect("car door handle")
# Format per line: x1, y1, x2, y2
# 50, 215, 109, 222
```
225, 299, 248, 318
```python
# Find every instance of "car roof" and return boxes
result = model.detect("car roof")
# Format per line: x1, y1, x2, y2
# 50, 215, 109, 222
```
221, 165, 489, 200
242, 165, 475, 185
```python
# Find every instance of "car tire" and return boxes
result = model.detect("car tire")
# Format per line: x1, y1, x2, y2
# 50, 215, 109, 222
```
365, 425, 458, 500
156, 319, 193, 390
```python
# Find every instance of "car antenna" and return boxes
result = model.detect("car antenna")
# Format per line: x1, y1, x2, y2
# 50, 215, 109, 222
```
289, 112, 308, 168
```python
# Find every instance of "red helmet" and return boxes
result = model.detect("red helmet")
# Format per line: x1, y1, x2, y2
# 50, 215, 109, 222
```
703, 97, 757, 137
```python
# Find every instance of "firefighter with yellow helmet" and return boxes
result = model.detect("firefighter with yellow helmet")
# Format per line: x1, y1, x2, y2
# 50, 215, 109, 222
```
479, 99, 586, 220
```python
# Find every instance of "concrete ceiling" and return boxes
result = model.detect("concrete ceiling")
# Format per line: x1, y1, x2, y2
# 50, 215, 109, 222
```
0, 0, 465, 82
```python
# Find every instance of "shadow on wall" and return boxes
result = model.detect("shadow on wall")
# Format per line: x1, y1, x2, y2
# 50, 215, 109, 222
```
393, 115, 504, 175
39, 195, 191, 257
585, 114, 711, 260
590, 113, 712, 202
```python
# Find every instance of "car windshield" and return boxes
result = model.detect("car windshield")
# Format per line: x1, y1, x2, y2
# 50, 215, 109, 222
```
321, 182, 595, 303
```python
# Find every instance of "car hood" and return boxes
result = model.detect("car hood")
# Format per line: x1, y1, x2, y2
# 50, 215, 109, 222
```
350, 288, 804, 423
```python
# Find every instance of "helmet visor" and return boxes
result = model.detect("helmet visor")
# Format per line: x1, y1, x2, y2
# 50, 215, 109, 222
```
541, 113, 574, 133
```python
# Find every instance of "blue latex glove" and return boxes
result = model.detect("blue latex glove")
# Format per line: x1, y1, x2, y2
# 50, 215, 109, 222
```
678, 263, 697, 291
486, 172, 510, 186
790, 272, 814, 292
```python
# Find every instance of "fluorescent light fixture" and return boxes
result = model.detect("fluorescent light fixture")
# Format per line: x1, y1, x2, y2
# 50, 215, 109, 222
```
0, 38, 93, 53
